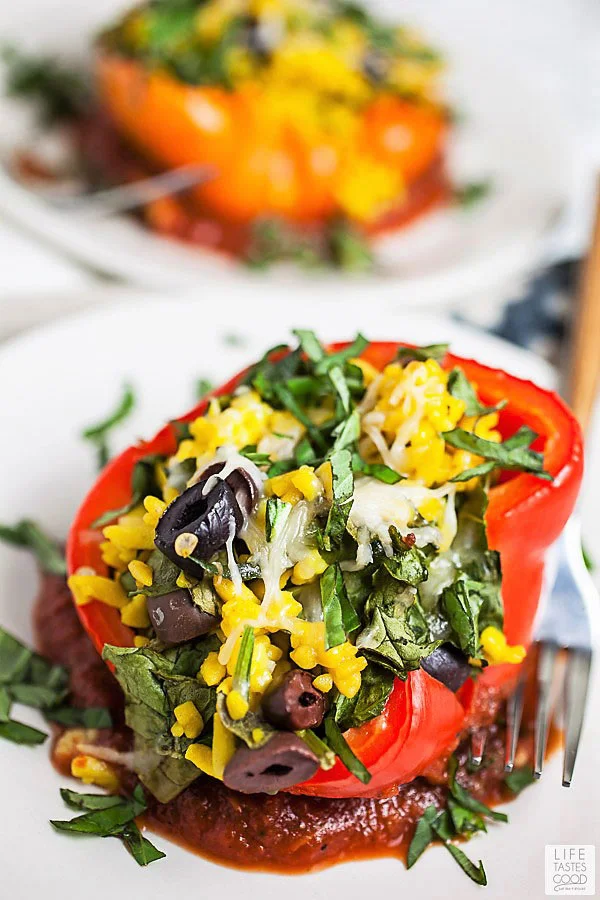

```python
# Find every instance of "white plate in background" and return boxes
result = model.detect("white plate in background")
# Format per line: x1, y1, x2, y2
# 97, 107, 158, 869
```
0, 0, 570, 304
0, 295, 598, 899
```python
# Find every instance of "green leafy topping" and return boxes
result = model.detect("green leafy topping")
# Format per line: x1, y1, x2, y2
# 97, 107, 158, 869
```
195, 377, 214, 399
504, 765, 536, 795
91, 453, 164, 528
443, 426, 552, 481
239, 445, 271, 466
233, 626, 254, 700
45, 706, 113, 728
432, 811, 488, 885
328, 221, 374, 272
216, 692, 275, 748
352, 454, 401, 484
357, 604, 440, 678
1, 45, 89, 124
582, 543, 595, 572
323, 716, 371, 784
407, 804, 439, 868
50, 783, 165, 865
454, 180, 492, 209
265, 497, 292, 543
447, 756, 508, 822
395, 343, 449, 365
333, 411, 361, 452
0, 720, 48, 745
320, 563, 359, 649
297, 728, 336, 770
314, 334, 368, 376
102, 642, 217, 802
323, 449, 354, 550
82, 383, 136, 470
447, 368, 506, 417
333, 663, 394, 731
0, 520, 66, 575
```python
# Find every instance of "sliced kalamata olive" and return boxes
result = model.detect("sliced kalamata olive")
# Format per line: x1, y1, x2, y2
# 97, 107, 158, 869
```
421, 643, 471, 692
223, 733, 319, 794
263, 670, 325, 731
197, 462, 259, 518
155, 479, 242, 577
146, 589, 217, 646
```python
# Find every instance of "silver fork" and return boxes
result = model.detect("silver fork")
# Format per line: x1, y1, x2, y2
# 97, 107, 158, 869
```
503, 515, 595, 786
38, 163, 216, 219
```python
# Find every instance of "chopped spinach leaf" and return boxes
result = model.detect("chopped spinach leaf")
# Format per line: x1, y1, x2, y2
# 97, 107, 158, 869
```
357, 606, 440, 678
0, 520, 66, 575
333, 663, 394, 731
323, 716, 371, 784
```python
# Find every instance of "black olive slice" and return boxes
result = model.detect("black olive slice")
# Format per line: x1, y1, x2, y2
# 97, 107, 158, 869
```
421, 643, 471, 693
197, 462, 260, 518
223, 733, 319, 794
146, 589, 217, 646
263, 670, 325, 731
155, 479, 242, 578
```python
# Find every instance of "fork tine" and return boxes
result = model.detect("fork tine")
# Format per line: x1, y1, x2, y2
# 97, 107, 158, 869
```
470, 730, 486, 768
562, 648, 593, 787
534, 642, 560, 778
504, 676, 525, 772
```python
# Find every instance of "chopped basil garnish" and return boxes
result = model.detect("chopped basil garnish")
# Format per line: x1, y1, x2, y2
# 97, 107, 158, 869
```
265, 497, 292, 543
395, 343, 449, 365
51, 784, 165, 865
432, 811, 488, 885
323, 716, 371, 784
323, 449, 354, 550
320, 564, 359, 649
447, 367, 506, 417
352, 454, 401, 484
0, 627, 112, 743
195, 377, 214, 399
0, 520, 66, 575
454, 180, 492, 209
0, 719, 48, 744
92, 453, 163, 528
296, 728, 336, 770
333, 663, 394, 731
233, 626, 254, 700
448, 756, 508, 823
407, 804, 438, 868
82, 382, 136, 470
444, 426, 552, 481
504, 765, 536, 795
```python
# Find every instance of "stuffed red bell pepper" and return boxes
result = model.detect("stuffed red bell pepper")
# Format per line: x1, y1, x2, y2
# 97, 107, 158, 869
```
66, 332, 583, 802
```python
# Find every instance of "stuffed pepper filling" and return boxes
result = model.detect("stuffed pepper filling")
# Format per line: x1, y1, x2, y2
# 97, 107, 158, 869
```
66, 332, 569, 805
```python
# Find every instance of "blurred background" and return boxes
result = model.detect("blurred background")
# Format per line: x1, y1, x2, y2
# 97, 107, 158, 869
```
0, 0, 598, 360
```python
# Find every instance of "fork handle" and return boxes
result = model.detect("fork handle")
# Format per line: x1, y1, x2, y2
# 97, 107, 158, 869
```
568, 175, 600, 433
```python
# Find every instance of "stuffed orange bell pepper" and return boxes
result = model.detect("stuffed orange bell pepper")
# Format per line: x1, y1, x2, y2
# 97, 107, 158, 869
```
90, 0, 450, 262
66, 333, 583, 802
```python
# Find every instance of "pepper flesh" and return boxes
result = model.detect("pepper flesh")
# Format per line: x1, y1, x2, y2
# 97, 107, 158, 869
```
66, 342, 583, 798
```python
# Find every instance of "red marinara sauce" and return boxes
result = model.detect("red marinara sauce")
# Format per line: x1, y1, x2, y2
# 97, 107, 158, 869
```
34, 570, 542, 873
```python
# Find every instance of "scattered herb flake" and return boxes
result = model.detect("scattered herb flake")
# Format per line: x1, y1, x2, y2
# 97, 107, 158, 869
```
82, 383, 136, 470
323, 716, 371, 784
0, 520, 66, 575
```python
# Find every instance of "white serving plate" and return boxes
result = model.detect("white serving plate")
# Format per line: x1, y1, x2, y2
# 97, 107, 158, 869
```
0, 294, 598, 898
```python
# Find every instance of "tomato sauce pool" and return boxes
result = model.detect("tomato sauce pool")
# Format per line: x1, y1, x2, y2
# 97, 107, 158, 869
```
34, 570, 547, 873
